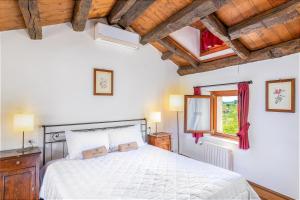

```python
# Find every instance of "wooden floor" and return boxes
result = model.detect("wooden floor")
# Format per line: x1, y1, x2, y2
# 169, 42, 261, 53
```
249, 181, 294, 200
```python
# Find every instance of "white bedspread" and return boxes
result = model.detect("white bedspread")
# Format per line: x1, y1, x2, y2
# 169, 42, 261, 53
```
40, 145, 259, 200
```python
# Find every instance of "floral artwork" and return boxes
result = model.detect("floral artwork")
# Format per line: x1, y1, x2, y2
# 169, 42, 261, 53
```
99, 77, 108, 89
273, 88, 285, 104
266, 79, 295, 113
94, 69, 113, 96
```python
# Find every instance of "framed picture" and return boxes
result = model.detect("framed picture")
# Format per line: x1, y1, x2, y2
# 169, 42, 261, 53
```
266, 79, 295, 113
93, 69, 113, 96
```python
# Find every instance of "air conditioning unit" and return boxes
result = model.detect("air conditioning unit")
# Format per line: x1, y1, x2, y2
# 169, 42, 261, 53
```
95, 22, 140, 49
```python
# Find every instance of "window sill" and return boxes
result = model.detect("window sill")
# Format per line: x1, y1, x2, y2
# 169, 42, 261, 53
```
202, 133, 239, 145
212, 132, 239, 141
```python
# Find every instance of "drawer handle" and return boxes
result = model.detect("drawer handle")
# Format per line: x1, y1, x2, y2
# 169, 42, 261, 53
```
16, 161, 21, 165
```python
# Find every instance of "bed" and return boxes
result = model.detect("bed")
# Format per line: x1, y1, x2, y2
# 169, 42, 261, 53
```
40, 119, 259, 200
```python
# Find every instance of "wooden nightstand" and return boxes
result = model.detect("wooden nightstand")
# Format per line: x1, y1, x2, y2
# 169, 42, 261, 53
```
0, 147, 41, 200
148, 132, 171, 151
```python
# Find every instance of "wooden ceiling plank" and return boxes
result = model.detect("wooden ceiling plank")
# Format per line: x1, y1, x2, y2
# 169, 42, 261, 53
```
229, 0, 300, 40
72, 0, 92, 31
18, 0, 42, 39
118, 0, 155, 28
178, 37, 300, 75
161, 51, 174, 60
201, 14, 250, 59
159, 37, 199, 68
141, 0, 231, 44
108, 0, 136, 24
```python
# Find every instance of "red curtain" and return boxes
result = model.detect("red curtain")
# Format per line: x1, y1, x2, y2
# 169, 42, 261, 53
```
201, 28, 224, 51
237, 83, 250, 149
192, 87, 204, 143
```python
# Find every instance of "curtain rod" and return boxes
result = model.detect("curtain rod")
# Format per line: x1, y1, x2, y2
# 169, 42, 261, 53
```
194, 80, 253, 88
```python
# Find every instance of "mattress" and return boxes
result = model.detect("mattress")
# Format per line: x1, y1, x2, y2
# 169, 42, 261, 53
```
40, 145, 260, 200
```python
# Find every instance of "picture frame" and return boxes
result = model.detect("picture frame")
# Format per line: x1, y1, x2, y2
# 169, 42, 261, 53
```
266, 79, 295, 113
93, 68, 113, 96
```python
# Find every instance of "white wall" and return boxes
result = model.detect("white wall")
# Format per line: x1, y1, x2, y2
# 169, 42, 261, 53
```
0, 22, 179, 150
178, 54, 300, 198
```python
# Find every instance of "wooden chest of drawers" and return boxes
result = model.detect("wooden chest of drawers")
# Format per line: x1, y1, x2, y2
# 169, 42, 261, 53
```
148, 133, 171, 151
0, 147, 41, 200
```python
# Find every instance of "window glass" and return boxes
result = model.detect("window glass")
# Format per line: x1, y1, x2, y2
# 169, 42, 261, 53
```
216, 96, 238, 135
187, 97, 211, 131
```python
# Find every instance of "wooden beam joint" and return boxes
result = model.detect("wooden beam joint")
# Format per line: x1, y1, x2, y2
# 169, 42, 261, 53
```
108, 0, 137, 24
141, 0, 231, 44
118, 0, 154, 28
201, 14, 250, 59
159, 37, 199, 68
72, 0, 92, 32
18, 0, 42, 40
161, 51, 174, 60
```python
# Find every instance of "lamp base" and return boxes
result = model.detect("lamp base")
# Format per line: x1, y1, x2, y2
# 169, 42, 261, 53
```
17, 147, 33, 153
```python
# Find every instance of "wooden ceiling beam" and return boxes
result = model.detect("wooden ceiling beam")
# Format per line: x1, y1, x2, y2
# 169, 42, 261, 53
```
72, 0, 92, 32
229, 0, 300, 40
159, 37, 199, 68
108, 0, 136, 24
161, 51, 174, 60
18, 0, 42, 40
141, 0, 231, 44
201, 14, 250, 59
177, 38, 300, 75
118, 0, 155, 28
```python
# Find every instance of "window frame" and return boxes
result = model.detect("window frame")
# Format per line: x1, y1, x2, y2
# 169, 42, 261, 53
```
210, 90, 239, 141
184, 95, 213, 133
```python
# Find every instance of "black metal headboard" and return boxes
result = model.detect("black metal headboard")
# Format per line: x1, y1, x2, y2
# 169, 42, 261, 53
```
42, 118, 147, 165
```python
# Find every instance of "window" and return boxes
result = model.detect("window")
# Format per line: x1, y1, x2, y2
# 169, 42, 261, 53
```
184, 90, 239, 141
211, 90, 239, 140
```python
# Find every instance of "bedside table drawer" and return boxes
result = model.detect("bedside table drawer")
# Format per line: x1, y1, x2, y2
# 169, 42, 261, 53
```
0, 155, 37, 171
155, 136, 170, 144
156, 144, 170, 151
148, 133, 171, 151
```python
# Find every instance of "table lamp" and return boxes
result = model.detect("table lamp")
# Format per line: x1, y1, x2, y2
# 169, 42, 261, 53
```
13, 114, 34, 153
149, 112, 161, 134
169, 95, 184, 154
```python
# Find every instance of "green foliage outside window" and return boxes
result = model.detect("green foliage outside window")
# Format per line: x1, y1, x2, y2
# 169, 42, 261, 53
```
222, 100, 238, 135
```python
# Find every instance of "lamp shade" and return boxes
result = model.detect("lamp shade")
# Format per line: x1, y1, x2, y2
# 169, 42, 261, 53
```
13, 114, 34, 132
149, 112, 161, 123
169, 95, 184, 111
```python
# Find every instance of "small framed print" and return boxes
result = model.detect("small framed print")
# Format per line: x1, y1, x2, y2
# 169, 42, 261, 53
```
93, 69, 113, 96
266, 79, 295, 113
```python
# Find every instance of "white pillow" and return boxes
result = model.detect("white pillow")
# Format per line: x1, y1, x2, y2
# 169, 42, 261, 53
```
65, 130, 110, 159
108, 125, 145, 150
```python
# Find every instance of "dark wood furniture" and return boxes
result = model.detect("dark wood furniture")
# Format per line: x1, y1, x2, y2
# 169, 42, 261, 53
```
0, 147, 41, 200
148, 132, 171, 151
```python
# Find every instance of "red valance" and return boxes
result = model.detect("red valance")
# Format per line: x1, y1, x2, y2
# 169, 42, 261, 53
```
200, 28, 224, 52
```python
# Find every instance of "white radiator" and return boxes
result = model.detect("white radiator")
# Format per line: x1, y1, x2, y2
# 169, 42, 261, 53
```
200, 142, 233, 170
